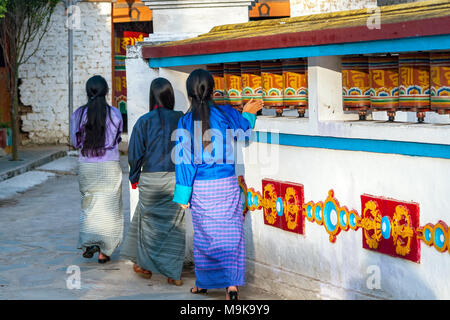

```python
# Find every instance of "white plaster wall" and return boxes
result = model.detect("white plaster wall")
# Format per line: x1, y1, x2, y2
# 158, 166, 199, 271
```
290, 0, 377, 17
242, 143, 450, 299
152, 7, 249, 35
18, 2, 112, 145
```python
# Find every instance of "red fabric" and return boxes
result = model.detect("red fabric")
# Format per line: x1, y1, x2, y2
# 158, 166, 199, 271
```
131, 182, 139, 189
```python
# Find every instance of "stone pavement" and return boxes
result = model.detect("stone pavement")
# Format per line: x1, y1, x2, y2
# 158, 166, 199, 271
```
0, 144, 68, 182
0, 155, 284, 300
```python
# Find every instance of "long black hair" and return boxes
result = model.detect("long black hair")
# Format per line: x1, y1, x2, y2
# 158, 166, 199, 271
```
79, 75, 111, 158
186, 69, 215, 149
149, 77, 175, 129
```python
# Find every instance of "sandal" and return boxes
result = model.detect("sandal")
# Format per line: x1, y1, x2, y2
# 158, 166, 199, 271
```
190, 287, 208, 294
168, 278, 183, 286
98, 254, 110, 264
133, 264, 152, 279
82, 245, 100, 259
226, 286, 239, 300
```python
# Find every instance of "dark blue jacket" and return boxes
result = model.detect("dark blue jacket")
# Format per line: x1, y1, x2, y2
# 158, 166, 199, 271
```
128, 108, 184, 184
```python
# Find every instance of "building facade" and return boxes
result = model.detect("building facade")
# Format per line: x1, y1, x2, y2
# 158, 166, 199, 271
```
127, 0, 450, 299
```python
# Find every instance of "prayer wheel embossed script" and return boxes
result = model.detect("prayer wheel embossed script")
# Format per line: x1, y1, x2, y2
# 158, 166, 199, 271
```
398, 53, 430, 123
430, 52, 450, 115
241, 61, 263, 105
369, 56, 399, 121
342, 56, 371, 120
282, 59, 308, 118
261, 60, 285, 116
207, 64, 226, 105
224, 63, 243, 111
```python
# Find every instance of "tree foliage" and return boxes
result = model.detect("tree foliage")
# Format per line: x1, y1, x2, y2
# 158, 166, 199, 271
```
0, 0, 59, 160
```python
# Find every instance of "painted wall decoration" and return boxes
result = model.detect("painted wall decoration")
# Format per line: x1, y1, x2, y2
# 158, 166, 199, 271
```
430, 52, 450, 115
304, 190, 361, 243
260, 179, 305, 234
241, 61, 263, 104
261, 60, 285, 116
398, 53, 430, 123
238, 176, 450, 262
361, 194, 420, 263
282, 58, 308, 118
224, 63, 244, 111
369, 56, 399, 122
341, 56, 371, 120
417, 220, 449, 254
207, 64, 227, 105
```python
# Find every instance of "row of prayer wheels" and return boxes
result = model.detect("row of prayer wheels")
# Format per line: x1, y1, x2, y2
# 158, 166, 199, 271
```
207, 59, 308, 117
342, 52, 450, 122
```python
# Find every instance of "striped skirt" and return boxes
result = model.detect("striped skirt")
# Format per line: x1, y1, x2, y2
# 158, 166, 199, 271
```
77, 161, 123, 257
121, 172, 186, 280
191, 175, 245, 289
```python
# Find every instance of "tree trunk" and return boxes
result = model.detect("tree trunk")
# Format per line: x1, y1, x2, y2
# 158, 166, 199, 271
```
9, 73, 19, 161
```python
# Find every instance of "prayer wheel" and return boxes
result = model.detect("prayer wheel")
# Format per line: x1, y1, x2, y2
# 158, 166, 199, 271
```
398, 53, 431, 123
430, 52, 450, 116
341, 56, 371, 120
282, 58, 308, 118
207, 64, 226, 106
369, 56, 399, 121
224, 63, 243, 111
240, 61, 263, 105
261, 60, 285, 116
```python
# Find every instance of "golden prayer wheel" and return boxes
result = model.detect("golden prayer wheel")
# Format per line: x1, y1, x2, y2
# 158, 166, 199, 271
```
282, 58, 308, 118
369, 56, 399, 122
241, 61, 263, 105
261, 60, 285, 116
430, 52, 450, 116
398, 53, 430, 123
341, 56, 371, 120
224, 63, 243, 112
207, 64, 226, 106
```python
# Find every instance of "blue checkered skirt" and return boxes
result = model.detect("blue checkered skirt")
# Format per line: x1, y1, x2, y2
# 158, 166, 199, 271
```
190, 175, 245, 289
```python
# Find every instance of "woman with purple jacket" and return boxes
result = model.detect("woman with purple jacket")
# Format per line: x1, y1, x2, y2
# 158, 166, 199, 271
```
70, 75, 124, 264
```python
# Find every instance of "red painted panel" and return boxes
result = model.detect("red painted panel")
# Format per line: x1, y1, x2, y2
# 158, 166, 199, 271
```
262, 179, 282, 229
280, 181, 305, 235
361, 194, 421, 263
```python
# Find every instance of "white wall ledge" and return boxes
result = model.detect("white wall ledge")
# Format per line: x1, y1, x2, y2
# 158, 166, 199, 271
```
254, 115, 450, 146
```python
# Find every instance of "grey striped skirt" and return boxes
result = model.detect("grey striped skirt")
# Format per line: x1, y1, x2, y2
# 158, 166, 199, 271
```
77, 161, 123, 257
121, 171, 186, 280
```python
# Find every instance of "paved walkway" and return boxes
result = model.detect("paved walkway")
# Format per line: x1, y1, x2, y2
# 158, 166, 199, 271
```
0, 155, 283, 300
0, 144, 68, 182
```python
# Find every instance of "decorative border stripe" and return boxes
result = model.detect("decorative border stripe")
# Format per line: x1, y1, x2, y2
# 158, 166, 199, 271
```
148, 34, 450, 68
253, 131, 450, 159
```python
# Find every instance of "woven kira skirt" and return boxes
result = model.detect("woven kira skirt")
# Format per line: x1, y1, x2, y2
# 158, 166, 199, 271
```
121, 171, 186, 280
77, 161, 123, 257
190, 175, 245, 289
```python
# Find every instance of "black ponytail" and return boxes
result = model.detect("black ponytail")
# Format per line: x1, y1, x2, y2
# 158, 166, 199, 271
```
80, 75, 110, 158
186, 69, 215, 149
149, 77, 175, 130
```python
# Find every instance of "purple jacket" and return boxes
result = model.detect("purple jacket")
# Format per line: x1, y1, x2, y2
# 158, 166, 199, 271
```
70, 105, 123, 163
